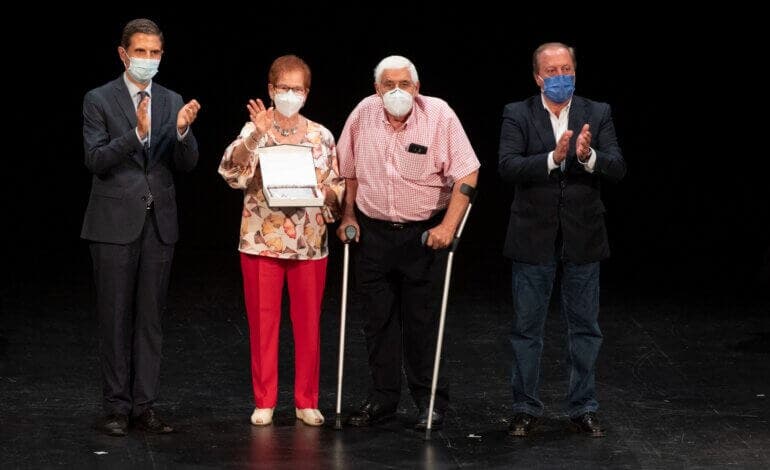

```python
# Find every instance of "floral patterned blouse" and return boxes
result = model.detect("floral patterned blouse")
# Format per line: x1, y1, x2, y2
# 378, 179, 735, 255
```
218, 120, 344, 259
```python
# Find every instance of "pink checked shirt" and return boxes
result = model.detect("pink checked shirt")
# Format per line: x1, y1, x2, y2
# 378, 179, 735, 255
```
337, 94, 480, 222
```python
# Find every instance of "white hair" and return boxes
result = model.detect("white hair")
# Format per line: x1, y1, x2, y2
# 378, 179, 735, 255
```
374, 55, 419, 84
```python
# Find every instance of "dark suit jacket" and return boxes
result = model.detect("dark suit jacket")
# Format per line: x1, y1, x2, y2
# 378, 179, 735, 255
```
81, 76, 198, 244
498, 95, 625, 264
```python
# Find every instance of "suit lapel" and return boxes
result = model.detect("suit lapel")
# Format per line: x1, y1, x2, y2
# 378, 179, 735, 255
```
529, 98, 556, 152
112, 77, 137, 130
111, 77, 144, 168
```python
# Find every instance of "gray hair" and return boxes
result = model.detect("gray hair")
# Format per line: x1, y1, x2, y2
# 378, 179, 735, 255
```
374, 55, 419, 83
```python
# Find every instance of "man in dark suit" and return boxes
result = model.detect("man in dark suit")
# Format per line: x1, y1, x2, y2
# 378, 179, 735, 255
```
81, 18, 200, 437
498, 42, 625, 438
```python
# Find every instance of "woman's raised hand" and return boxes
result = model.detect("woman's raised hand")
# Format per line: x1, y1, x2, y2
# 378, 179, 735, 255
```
247, 98, 274, 137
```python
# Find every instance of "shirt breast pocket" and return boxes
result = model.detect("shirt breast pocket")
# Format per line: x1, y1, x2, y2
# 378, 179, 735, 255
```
394, 149, 433, 181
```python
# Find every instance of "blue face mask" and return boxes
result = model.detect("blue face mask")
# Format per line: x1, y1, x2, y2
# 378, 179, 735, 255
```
126, 56, 160, 83
541, 74, 575, 104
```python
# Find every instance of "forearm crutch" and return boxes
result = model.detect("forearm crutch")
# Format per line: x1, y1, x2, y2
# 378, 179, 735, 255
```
335, 225, 357, 430
421, 183, 477, 440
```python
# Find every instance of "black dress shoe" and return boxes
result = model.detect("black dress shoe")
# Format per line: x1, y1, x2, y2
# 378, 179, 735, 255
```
414, 407, 444, 430
508, 412, 540, 437
133, 408, 174, 434
570, 412, 605, 437
95, 413, 128, 437
347, 401, 397, 427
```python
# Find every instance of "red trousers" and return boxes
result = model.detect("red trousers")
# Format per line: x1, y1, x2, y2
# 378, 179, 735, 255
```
240, 253, 327, 409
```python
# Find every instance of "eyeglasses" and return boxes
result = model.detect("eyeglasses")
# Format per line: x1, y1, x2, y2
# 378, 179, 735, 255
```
380, 80, 415, 91
273, 84, 307, 96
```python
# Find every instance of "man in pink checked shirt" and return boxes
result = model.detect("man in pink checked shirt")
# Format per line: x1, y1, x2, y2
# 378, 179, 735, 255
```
336, 55, 479, 430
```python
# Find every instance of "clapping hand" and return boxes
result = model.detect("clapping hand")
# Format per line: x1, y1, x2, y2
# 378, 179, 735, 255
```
553, 129, 574, 165
576, 124, 592, 161
137, 94, 150, 139
177, 99, 201, 133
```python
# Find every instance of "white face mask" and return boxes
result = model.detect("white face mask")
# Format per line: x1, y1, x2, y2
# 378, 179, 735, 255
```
126, 56, 160, 83
273, 91, 305, 118
381, 87, 414, 117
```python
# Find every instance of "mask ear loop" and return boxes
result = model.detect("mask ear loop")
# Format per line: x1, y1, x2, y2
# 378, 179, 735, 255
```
119, 47, 130, 69
269, 99, 277, 134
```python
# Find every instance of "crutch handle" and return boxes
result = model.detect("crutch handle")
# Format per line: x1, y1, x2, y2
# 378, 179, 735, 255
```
420, 183, 477, 251
344, 225, 357, 243
421, 230, 463, 252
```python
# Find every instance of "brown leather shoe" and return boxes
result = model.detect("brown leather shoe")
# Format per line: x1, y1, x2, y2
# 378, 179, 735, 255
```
570, 412, 605, 437
133, 408, 174, 434
347, 401, 397, 427
508, 412, 540, 437
95, 413, 128, 437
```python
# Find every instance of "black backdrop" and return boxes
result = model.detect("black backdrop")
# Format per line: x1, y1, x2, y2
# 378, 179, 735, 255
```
6, 6, 768, 294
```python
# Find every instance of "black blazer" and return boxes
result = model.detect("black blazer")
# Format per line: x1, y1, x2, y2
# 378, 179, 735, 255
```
81, 76, 198, 244
498, 95, 626, 264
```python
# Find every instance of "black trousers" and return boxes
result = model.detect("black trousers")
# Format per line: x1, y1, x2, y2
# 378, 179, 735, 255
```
89, 209, 174, 416
354, 210, 449, 411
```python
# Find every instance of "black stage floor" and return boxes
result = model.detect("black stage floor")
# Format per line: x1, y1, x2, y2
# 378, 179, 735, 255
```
1, 248, 768, 469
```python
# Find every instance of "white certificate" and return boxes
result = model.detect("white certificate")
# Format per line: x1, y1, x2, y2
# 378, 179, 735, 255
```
258, 144, 324, 207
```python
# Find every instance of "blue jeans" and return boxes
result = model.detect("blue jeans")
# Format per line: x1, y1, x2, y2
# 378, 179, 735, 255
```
510, 260, 602, 418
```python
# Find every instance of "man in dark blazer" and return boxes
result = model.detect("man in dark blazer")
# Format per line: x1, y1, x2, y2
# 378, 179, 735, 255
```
81, 18, 200, 437
498, 42, 625, 438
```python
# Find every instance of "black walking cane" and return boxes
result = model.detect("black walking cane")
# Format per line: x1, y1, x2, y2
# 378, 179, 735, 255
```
420, 183, 477, 440
335, 225, 357, 429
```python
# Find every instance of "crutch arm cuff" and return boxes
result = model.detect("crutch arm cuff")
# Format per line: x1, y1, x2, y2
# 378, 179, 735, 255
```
459, 183, 477, 202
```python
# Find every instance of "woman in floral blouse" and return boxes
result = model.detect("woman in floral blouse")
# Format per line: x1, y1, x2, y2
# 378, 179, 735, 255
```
218, 55, 344, 427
